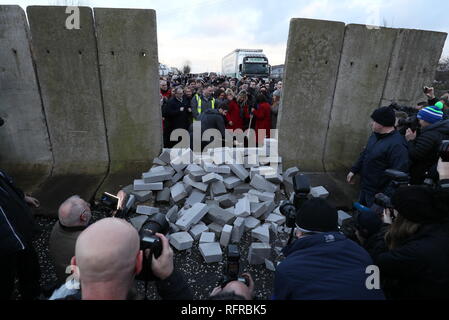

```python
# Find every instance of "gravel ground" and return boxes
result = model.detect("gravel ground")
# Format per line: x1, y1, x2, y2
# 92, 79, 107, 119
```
30, 201, 289, 300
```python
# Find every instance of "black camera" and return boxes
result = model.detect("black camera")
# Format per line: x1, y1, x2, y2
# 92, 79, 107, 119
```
280, 173, 311, 228
0, 117, 4, 127
397, 116, 420, 135
99, 192, 135, 218
137, 212, 170, 282
220, 245, 249, 287
374, 170, 410, 209
440, 140, 449, 162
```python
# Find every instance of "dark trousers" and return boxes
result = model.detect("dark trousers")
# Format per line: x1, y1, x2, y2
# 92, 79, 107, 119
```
359, 190, 375, 208
0, 245, 41, 300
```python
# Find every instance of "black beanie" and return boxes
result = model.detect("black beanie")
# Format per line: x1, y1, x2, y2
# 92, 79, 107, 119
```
371, 106, 396, 127
296, 198, 339, 233
392, 186, 444, 224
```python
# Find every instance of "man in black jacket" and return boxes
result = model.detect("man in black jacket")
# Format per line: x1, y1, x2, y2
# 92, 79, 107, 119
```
347, 106, 409, 207
406, 105, 449, 184
189, 106, 228, 152
162, 87, 192, 148
0, 170, 41, 300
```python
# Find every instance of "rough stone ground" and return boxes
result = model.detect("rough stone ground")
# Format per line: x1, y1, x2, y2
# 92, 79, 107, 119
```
31, 205, 289, 300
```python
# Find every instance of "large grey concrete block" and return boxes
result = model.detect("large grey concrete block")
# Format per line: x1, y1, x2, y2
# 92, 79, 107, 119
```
219, 224, 233, 247
211, 181, 227, 196
278, 19, 346, 170
0, 5, 53, 193
223, 176, 243, 189
129, 215, 148, 231
131, 190, 152, 203
143, 167, 174, 183
94, 8, 161, 196
183, 175, 208, 193
166, 205, 179, 223
170, 232, 194, 251
381, 29, 447, 107
228, 164, 250, 181
215, 194, 238, 208
323, 25, 398, 172
175, 203, 208, 231
199, 243, 223, 263
310, 186, 330, 199
202, 173, 223, 184
265, 214, 286, 225
206, 205, 236, 226
207, 223, 224, 238
136, 205, 159, 216
244, 217, 261, 231
156, 187, 171, 202
251, 202, 267, 219
250, 174, 277, 193
338, 210, 352, 226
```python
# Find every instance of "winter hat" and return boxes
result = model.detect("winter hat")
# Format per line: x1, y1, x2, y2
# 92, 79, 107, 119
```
417, 105, 443, 124
295, 198, 339, 233
371, 106, 396, 127
356, 209, 383, 238
392, 186, 444, 224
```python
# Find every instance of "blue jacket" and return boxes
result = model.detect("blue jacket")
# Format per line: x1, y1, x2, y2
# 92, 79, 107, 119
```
351, 130, 409, 195
273, 232, 385, 300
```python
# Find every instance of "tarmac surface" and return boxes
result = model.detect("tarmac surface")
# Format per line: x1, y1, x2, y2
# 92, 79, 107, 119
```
31, 205, 288, 300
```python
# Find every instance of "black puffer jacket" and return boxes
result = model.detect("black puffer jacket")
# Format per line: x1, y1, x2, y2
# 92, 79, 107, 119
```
372, 222, 449, 300
409, 120, 449, 184
0, 171, 35, 255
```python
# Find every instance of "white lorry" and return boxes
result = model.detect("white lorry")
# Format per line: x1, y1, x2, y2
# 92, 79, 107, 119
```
222, 49, 271, 79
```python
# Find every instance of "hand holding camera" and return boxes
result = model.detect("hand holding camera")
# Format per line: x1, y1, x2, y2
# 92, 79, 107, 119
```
424, 86, 435, 99
151, 233, 174, 280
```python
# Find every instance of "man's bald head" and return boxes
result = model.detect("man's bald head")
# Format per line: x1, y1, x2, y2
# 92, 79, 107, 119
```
58, 195, 91, 227
75, 218, 141, 285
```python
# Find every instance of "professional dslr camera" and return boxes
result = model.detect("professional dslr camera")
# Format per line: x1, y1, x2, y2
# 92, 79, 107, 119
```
137, 213, 170, 282
220, 245, 249, 288
397, 115, 421, 135
374, 169, 410, 210
98, 192, 136, 218
279, 173, 311, 244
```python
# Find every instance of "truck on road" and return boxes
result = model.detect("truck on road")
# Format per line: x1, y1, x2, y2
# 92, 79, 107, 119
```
222, 49, 271, 79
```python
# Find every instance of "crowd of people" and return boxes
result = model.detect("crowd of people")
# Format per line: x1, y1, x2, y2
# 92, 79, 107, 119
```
160, 74, 283, 148
2, 81, 449, 301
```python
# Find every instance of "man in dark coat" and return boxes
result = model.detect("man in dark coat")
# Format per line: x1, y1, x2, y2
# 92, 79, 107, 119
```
0, 170, 41, 300
273, 199, 385, 300
405, 105, 449, 184
162, 87, 192, 148
347, 106, 409, 207
189, 107, 228, 152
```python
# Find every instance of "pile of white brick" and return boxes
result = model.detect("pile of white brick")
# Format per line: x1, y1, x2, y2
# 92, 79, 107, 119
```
124, 139, 331, 271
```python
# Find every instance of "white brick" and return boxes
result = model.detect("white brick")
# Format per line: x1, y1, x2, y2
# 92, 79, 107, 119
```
251, 202, 267, 219
206, 205, 236, 226
175, 203, 208, 231
219, 224, 233, 247
265, 259, 276, 272
250, 174, 277, 193
134, 179, 163, 191
265, 214, 286, 225
310, 186, 330, 199
231, 217, 245, 243
129, 215, 148, 231
235, 197, 251, 217
189, 224, 209, 240
248, 243, 271, 265
183, 175, 208, 193
136, 206, 159, 216
131, 190, 152, 203
166, 205, 179, 223
251, 225, 270, 244
199, 243, 223, 263
170, 182, 188, 202
156, 187, 171, 202
199, 232, 216, 244
229, 164, 250, 181
202, 173, 223, 184
223, 176, 243, 189
244, 217, 261, 231
211, 181, 227, 196
338, 210, 352, 226
207, 223, 223, 238
169, 232, 194, 251
185, 189, 206, 207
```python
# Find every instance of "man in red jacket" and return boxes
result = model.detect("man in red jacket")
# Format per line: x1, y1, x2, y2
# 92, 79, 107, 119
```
251, 94, 272, 146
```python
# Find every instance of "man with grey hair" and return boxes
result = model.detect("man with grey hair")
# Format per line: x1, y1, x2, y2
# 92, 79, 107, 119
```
49, 195, 92, 286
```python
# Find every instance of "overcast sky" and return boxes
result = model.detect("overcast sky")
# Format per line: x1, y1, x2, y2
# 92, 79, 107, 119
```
2, 0, 449, 73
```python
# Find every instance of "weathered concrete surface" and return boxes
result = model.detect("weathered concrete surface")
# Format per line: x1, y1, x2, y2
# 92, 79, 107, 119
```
381, 29, 447, 107
94, 8, 162, 197
323, 25, 398, 172
278, 19, 345, 171
27, 6, 108, 216
0, 5, 53, 192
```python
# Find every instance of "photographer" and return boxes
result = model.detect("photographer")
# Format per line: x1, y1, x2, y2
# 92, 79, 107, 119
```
406, 105, 449, 184
273, 198, 385, 300
0, 170, 41, 300
369, 179, 449, 299
347, 106, 409, 207
210, 273, 255, 300
58, 218, 192, 300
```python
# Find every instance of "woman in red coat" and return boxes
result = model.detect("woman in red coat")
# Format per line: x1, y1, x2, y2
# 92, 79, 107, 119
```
251, 94, 272, 146
225, 89, 244, 131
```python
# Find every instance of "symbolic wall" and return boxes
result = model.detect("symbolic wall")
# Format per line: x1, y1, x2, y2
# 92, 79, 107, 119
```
279, 19, 447, 172
0, 5, 162, 216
